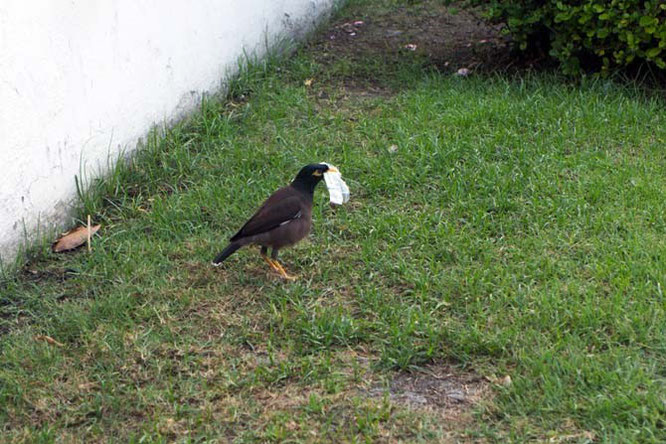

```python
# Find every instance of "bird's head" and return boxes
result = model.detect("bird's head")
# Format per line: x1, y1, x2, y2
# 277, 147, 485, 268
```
292, 163, 338, 192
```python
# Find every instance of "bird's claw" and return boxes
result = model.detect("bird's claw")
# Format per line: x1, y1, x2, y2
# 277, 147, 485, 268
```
273, 260, 298, 281
262, 255, 297, 281
262, 255, 280, 272
279, 270, 298, 281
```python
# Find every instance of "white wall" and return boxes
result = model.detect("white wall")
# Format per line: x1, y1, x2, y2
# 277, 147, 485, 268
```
0, 0, 333, 265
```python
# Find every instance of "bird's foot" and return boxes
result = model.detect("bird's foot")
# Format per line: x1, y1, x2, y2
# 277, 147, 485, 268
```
262, 255, 296, 280
262, 255, 281, 273
272, 260, 298, 281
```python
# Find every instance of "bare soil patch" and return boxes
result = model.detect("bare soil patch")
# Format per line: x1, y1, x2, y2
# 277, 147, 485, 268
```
310, 0, 511, 77
368, 363, 491, 422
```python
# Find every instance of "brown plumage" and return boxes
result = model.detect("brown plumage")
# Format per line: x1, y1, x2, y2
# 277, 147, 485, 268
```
212, 163, 336, 279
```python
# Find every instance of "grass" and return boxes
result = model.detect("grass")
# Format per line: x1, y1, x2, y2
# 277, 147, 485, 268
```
1, 0, 666, 441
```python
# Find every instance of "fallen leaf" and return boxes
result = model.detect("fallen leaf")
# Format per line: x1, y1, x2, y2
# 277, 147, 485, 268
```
34, 335, 64, 347
304, 78, 314, 87
501, 375, 512, 387
52, 224, 101, 252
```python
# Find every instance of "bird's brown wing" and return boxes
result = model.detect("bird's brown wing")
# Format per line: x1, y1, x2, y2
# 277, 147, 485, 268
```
230, 187, 303, 241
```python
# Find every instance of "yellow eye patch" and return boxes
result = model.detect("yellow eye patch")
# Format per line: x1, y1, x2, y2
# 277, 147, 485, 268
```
312, 170, 323, 177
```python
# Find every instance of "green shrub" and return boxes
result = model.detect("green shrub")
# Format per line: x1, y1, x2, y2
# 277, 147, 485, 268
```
463, 0, 666, 74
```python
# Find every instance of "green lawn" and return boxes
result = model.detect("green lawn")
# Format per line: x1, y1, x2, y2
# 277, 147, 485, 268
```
2, 1, 665, 441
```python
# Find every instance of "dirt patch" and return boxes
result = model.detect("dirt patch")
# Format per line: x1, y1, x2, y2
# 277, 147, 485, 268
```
367, 363, 491, 421
309, 0, 511, 78
20, 266, 78, 284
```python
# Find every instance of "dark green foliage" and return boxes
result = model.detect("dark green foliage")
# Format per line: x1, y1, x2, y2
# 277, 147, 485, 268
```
464, 0, 666, 74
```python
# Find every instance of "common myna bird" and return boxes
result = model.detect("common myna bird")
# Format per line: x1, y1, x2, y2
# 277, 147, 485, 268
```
212, 163, 338, 280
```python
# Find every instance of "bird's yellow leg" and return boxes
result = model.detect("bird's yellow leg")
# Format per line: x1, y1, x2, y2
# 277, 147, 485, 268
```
272, 260, 298, 281
261, 254, 281, 273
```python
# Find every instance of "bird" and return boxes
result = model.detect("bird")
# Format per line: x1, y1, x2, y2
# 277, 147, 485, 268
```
212, 163, 337, 280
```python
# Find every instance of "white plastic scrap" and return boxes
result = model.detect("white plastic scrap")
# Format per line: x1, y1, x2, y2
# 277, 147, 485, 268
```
321, 163, 350, 205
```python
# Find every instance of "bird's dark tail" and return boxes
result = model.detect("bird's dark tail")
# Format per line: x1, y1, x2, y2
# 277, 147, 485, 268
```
212, 243, 241, 266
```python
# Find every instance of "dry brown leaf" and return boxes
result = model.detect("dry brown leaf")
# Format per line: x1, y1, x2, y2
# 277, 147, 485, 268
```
34, 335, 64, 347
52, 224, 101, 252
304, 78, 314, 87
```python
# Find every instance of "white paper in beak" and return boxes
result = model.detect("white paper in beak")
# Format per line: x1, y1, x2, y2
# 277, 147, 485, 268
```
321, 163, 350, 205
